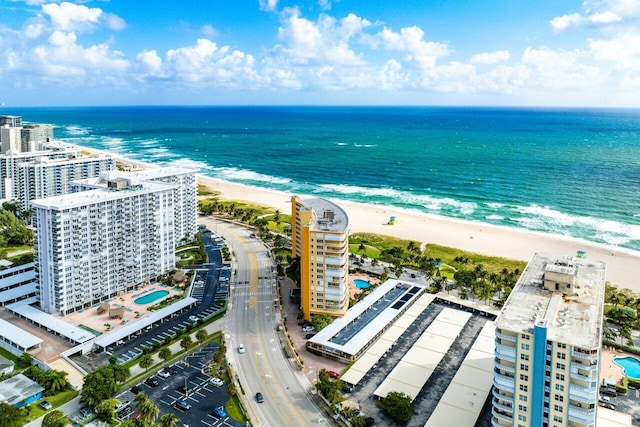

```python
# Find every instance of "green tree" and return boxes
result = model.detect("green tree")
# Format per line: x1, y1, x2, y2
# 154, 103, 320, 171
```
159, 413, 181, 427
383, 391, 414, 421
137, 396, 160, 425
0, 402, 22, 427
138, 353, 153, 371
159, 347, 172, 363
95, 398, 118, 423
180, 336, 193, 350
196, 329, 208, 343
42, 410, 66, 427
350, 415, 365, 427
312, 314, 333, 332
16, 352, 33, 369
81, 365, 130, 409
226, 382, 237, 397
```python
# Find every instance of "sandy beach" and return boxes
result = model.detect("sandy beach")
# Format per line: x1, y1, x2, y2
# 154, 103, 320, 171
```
79, 144, 640, 292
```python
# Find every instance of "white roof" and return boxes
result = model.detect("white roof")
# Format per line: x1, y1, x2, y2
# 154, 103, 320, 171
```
0, 282, 37, 303
374, 308, 470, 400
308, 279, 427, 358
7, 300, 94, 343
424, 322, 495, 427
597, 408, 632, 427
0, 318, 42, 350
0, 268, 36, 287
93, 297, 198, 347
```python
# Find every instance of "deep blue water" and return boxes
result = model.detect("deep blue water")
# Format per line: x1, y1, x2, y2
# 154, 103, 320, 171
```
11, 106, 640, 251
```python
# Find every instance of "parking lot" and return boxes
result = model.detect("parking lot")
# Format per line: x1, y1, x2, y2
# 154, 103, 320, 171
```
116, 342, 245, 427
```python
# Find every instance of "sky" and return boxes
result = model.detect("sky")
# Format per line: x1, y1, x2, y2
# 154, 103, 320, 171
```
1, 0, 639, 107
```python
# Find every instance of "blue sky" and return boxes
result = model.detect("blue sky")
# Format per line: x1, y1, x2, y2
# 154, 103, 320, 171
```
1, 0, 639, 106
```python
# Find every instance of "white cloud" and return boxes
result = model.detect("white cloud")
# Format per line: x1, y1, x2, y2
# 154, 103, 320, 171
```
318, 0, 340, 11
259, 0, 279, 12
589, 11, 621, 23
42, 2, 103, 32
102, 13, 127, 31
550, 13, 583, 32
202, 24, 218, 38
470, 50, 510, 65
136, 50, 163, 77
373, 26, 449, 70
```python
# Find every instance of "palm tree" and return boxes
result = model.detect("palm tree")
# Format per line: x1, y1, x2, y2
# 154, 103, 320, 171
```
139, 353, 153, 371
47, 370, 69, 393
137, 397, 160, 425
180, 336, 193, 350
358, 243, 365, 253
158, 413, 180, 427
159, 347, 172, 363
196, 329, 208, 343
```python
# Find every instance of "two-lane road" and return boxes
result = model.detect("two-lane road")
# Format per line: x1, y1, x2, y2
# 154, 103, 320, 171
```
202, 217, 331, 427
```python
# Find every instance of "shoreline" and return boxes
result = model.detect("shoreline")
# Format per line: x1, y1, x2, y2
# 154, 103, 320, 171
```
73, 143, 640, 291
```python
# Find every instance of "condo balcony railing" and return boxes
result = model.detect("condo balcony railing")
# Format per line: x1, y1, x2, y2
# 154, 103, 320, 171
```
494, 361, 516, 374
493, 373, 515, 391
571, 349, 598, 363
569, 383, 597, 403
568, 406, 595, 427
492, 399, 514, 414
491, 408, 513, 424
495, 343, 516, 360
495, 331, 518, 342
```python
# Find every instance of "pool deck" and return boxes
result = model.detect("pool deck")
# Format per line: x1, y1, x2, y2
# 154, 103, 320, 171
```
348, 273, 380, 299
600, 346, 631, 384
61, 283, 183, 337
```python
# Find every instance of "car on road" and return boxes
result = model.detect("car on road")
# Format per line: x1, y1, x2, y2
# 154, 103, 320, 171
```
302, 325, 315, 332
255, 392, 264, 403
211, 406, 228, 418
39, 400, 52, 410
305, 333, 316, 339
211, 377, 224, 387
173, 399, 192, 411
328, 370, 341, 379
238, 344, 245, 353
144, 377, 159, 387
157, 370, 170, 378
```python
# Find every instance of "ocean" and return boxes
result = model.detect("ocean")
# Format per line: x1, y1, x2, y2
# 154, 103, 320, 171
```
11, 106, 640, 251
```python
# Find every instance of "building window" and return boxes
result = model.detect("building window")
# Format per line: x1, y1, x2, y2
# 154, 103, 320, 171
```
519, 384, 528, 392
520, 374, 529, 381
554, 404, 563, 413
554, 395, 564, 402
521, 333, 529, 340
521, 343, 530, 350
556, 352, 566, 360
518, 404, 527, 412
555, 384, 564, 391
521, 354, 529, 361
519, 394, 528, 402
556, 363, 565, 370
553, 415, 563, 422
520, 364, 529, 371
556, 373, 565, 381
518, 414, 526, 422
557, 343, 566, 349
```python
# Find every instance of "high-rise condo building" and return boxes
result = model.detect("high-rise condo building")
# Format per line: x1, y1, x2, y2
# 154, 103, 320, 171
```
74, 167, 198, 244
0, 149, 79, 201
21, 124, 54, 152
15, 154, 115, 212
1, 125, 22, 154
291, 196, 350, 321
492, 253, 606, 427
0, 115, 22, 127
33, 177, 176, 315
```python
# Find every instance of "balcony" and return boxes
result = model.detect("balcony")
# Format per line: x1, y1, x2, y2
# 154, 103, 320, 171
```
568, 406, 595, 426
495, 343, 516, 360
569, 383, 597, 403
493, 373, 515, 391
491, 408, 513, 424
494, 360, 516, 374
571, 349, 598, 363
492, 399, 514, 414
495, 331, 517, 342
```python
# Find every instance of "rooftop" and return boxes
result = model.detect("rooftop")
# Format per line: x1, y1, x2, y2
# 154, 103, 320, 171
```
31, 180, 176, 210
297, 197, 349, 233
495, 252, 606, 349
0, 374, 43, 406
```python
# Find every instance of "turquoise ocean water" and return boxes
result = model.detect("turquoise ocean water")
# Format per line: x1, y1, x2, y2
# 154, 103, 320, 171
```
11, 106, 640, 251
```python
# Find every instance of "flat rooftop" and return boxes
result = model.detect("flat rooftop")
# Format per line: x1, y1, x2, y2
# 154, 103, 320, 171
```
495, 252, 606, 349
79, 167, 198, 186
31, 180, 176, 210
298, 198, 349, 233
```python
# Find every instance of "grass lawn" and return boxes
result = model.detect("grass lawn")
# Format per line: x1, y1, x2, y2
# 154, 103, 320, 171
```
225, 395, 247, 422
25, 389, 78, 422
425, 244, 526, 275
349, 243, 381, 259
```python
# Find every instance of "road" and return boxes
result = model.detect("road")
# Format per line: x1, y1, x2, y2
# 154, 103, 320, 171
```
202, 217, 332, 427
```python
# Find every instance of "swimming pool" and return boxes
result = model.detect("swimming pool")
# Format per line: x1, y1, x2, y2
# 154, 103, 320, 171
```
613, 356, 640, 379
354, 279, 371, 289
134, 290, 169, 305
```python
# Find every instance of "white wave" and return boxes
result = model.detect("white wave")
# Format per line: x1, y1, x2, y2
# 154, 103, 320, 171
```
65, 125, 90, 136
514, 203, 640, 243
137, 139, 161, 147
167, 158, 214, 171
403, 193, 477, 216
486, 214, 504, 221
213, 167, 291, 185
319, 184, 399, 198
335, 142, 346, 146
354, 143, 378, 148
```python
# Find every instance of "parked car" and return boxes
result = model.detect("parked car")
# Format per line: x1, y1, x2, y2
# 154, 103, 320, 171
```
189, 315, 199, 322
211, 406, 228, 418
157, 370, 170, 378
305, 333, 316, 339
211, 377, 224, 387
364, 416, 375, 426
302, 325, 315, 332
238, 344, 245, 353
166, 366, 178, 375
601, 386, 617, 397
39, 400, 52, 410
599, 401, 617, 410
144, 377, 159, 387
130, 385, 142, 395
173, 399, 192, 411
328, 370, 341, 379
255, 392, 264, 403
